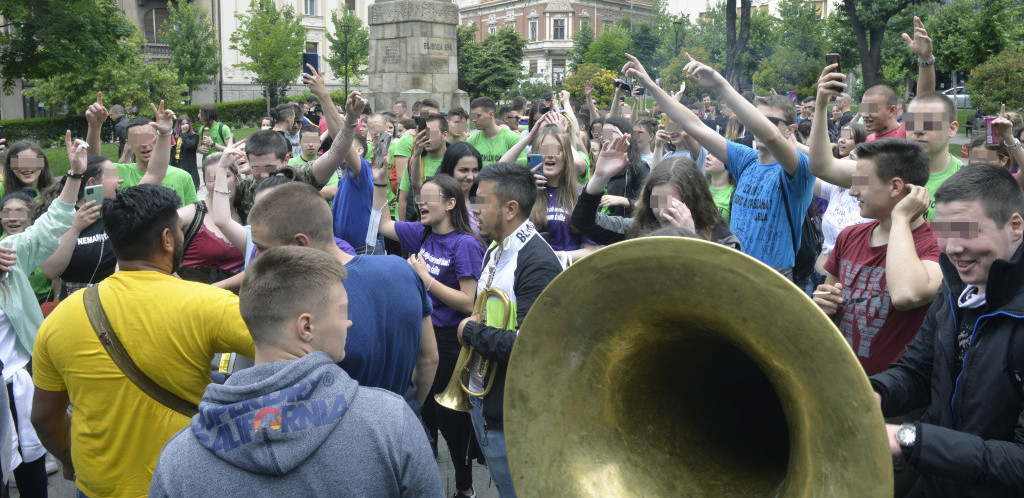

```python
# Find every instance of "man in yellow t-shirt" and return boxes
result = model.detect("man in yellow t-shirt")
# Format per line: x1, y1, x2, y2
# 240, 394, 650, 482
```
30, 184, 254, 498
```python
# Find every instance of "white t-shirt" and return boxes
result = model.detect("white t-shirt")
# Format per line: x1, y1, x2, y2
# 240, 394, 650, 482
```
0, 310, 28, 382
819, 181, 870, 254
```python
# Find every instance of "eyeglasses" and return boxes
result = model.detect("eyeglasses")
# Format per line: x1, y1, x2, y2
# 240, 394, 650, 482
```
766, 117, 792, 127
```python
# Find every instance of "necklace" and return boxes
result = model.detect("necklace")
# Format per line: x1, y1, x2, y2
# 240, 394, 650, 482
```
88, 234, 105, 284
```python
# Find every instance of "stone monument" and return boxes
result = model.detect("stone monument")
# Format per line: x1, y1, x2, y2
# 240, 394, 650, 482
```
366, 0, 470, 114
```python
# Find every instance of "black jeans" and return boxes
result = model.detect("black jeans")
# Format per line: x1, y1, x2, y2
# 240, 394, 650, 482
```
422, 325, 476, 492
6, 381, 47, 497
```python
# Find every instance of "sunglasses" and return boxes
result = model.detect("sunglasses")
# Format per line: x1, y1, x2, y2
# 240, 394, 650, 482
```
766, 117, 792, 127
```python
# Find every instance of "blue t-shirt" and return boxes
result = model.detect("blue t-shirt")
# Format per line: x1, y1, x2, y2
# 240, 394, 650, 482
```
338, 255, 433, 396
332, 158, 373, 248
393, 222, 485, 327
725, 141, 814, 269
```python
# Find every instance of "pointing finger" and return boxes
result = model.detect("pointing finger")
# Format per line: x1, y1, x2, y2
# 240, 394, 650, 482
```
97, 92, 103, 107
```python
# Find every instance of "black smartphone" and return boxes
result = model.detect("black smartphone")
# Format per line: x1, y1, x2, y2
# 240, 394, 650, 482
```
415, 116, 426, 132
825, 53, 841, 74
302, 52, 320, 76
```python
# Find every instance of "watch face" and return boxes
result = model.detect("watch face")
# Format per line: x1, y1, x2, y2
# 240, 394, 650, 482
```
897, 424, 917, 447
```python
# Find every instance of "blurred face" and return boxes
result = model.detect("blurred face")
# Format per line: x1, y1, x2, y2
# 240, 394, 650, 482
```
801, 103, 815, 118
472, 181, 503, 239
395, 122, 407, 136
300, 131, 321, 157
602, 123, 624, 144
290, 115, 301, 134
537, 135, 565, 181
1, 199, 31, 234
393, 103, 406, 116
311, 283, 352, 363
848, 158, 892, 220
10, 149, 45, 186
420, 106, 440, 117
425, 121, 447, 153
934, 200, 1023, 292
471, 107, 492, 130
860, 94, 897, 133
94, 160, 124, 198
417, 182, 456, 227
702, 96, 711, 107
590, 121, 603, 139
632, 124, 653, 148
503, 112, 520, 129
452, 155, 480, 194
261, 118, 272, 129
968, 146, 1009, 170
905, 101, 956, 157
705, 153, 725, 175
448, 116, 467, 138
127, 126, 156, 165
365, 116, 385, 141
179, 119, 192, 134
384, 121, 395, 135
204, 165, 240, 200
248, 153, 284, 181
650, 183, 683, 226
756, 105, 792, 154
837, 127, 857, 157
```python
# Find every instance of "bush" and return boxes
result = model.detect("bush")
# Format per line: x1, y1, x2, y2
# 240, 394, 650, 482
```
752, 47, 820, 101
968, 49, 1024, 115
0, 116, 90, 147
132, 98, 272, 129
563, 64, 617, 109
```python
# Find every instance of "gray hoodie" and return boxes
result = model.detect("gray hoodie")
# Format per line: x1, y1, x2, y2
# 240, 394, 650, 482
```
150, 351, 443, 497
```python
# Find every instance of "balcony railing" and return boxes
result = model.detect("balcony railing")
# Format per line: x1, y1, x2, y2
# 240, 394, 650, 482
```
143, 43, 171, 61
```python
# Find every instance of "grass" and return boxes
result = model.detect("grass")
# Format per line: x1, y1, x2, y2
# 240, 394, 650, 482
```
41, 128, 259, 176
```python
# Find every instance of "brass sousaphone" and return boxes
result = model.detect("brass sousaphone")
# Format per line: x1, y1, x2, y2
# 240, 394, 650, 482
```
505, 237, 892, 496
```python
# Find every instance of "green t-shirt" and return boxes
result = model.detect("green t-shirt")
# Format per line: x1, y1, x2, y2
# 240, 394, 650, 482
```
388, 133, 417, 219
710, 184, 736, 224
288, 155, 314, 167
924, 155, 963, 221
199, 122, 232, 161
467, 127, 526, 166
114, 162, 198, 207
399, 154, 444, 192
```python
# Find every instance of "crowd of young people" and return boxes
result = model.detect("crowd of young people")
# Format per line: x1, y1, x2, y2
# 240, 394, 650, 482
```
0, 14, 1021, 498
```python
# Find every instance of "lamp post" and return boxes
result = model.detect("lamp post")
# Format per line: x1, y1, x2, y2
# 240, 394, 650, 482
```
673, 20, 681, 57
340, 23, 353, 95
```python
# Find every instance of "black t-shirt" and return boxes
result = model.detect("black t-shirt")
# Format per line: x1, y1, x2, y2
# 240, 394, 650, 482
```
61, 219, 117, 283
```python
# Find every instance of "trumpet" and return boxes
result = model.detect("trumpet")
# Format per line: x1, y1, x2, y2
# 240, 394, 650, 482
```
434, 286, 513, 412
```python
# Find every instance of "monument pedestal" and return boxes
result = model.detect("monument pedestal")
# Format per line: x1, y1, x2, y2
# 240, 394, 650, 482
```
366, 0, 469, 114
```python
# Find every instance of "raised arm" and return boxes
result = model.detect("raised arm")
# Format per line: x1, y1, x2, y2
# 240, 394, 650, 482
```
309, 92, 364, 185
610, 82, 623, 118
302, 64, 342, 140
886, 186, 942, 310
210, 148, 248, 251
903, 16, 934, 94
139, 101, 176, 186
810, 66, 858, 188
498, 114, 548, 164
584, 80, 600, 121
992, 106, 1024, 190
371, 153, 399, 242
85, 92, 107, 154
623, 53, 728, 162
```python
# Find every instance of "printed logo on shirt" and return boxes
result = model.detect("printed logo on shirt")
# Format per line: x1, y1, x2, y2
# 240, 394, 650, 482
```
547, 205, 567, 223
837, 260, 891, 359
253, 407, 281, 431
419, 249, 450, 277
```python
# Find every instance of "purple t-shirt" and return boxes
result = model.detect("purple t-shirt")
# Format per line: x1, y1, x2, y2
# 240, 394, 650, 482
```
544, 186, 596, 251
393, 221, 485, 327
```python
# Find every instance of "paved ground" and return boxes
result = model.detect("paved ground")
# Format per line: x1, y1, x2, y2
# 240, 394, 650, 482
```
17, 434, 501, 497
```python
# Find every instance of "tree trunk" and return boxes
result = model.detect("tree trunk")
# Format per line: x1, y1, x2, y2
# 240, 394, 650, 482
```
843, 0, 918, 91
725, 0, 752, 90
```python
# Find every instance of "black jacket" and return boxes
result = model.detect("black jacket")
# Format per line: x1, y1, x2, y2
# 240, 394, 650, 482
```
602, 161, 649, 217
870, 243, 1024, 497
461, 223, 562, 427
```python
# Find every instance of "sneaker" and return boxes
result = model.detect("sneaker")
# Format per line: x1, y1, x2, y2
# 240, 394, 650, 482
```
451, 491, 475, 498
45, 454, 58, 475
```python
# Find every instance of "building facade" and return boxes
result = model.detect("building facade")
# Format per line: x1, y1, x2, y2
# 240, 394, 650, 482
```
665, 0, 841, 22
458, 0, 653, 87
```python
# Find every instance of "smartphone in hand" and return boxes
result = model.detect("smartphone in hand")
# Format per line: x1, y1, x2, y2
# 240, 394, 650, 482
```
825, 53, 841, 74
84, 185, 104, 218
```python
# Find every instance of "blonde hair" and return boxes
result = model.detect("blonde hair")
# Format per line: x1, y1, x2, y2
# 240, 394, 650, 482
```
530, 126, 581, 233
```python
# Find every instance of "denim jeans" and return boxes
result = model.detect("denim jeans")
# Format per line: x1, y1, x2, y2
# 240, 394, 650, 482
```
469, 397, 516, 498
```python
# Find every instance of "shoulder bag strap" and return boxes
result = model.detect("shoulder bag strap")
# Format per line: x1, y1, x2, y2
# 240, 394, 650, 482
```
83, 287, 198, 417
778, 170, 798, 254
183, 201, 207, 250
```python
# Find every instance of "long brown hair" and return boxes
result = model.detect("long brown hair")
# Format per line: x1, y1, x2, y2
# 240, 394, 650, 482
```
3, 141, 55, 193
529, 126, 581, 233
424, 174, 484, 247
628, 156, 726, 241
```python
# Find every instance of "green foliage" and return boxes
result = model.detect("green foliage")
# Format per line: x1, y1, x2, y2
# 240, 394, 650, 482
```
582, 26, 631, 72
563, 64, 617, 108
567, 19, 595, 72
659, 46, 717, 96
24, 30, 187, 113
776, 0, 825, 61
457, 25, 527, 101
130, 98, 276, 129
928, 0, 1011, 74
514, 79, 551, 102
325, 8, 370, 88
752, 46, 820, 98
160, 1, 220, 99
630, 22, 666, 76
967, 49, 1024, 115
0, 0, 134, 93
0, 116, 90, 145
229, 0, 307, 108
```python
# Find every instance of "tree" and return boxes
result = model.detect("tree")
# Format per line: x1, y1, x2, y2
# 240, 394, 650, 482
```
967, 49, 1024, 115
230, 0, 307, 112
160, 1, 220, 102
630, 21, 666, 77
23, 30, 186, 113
724, 0, 752, 89
583, 26, 631, 73
928, 0, 1010, 76
752, 46, 820, 98
563, 63, 616, 108
325, 8, 370, 91
0, 0, 134, 94
840, 0, 928, 90
775, 0, 825, 61
457, 25, 527, 100
567, 18, 594, 72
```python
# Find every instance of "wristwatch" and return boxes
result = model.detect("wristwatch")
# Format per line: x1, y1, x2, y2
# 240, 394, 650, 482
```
896, 423, 918, 454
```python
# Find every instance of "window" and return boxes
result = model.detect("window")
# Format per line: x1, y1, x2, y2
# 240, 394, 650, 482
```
142, 8, 169, 43
304, 0, 318, 16
529, 20, 537, 41
488, 25, 496, 35
306, 42, 318, 53
530, 60, 537, 74
552, 19, 565, 40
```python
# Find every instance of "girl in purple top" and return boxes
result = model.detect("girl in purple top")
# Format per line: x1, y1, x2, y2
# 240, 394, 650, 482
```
529, 126, 599, 263
438, 142, 482, 234
372, 173, 485, 498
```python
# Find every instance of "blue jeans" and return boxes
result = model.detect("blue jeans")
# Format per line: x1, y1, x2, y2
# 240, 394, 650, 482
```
469, 397, 516, 498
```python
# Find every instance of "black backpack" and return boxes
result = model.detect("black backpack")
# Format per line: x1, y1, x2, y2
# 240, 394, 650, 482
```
779, 171, 823, 281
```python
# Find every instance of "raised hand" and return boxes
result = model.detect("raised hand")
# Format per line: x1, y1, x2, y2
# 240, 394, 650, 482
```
584, 80, 593, 97
65, 130, 88, 175
902, 16, 932, 61
85, 92, 108, 127
816, 64, 848, 99
682, 52, 726, 90
993, 103, 1015, 143
149, 100, 176, 135
892, 184, 930, 223
301, 63, 328, 97
622, 53, 653, 86
593, 133, 630, 180
73, 201, 103, 232
345, 92, 366, 124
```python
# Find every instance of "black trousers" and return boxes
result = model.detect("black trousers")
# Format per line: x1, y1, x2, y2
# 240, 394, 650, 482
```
422, 325, 477, 492
6, 381, 47, 497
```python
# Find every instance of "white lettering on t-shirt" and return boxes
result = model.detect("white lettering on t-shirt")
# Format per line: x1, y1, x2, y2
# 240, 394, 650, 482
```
837, 260, 890, 358
78, 233, 109, 245
419, 249, 450, 277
